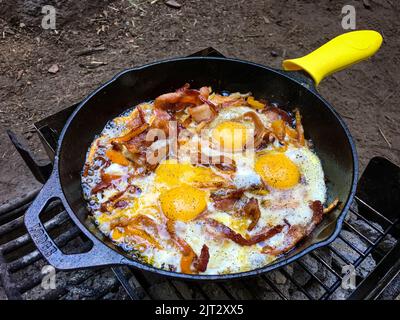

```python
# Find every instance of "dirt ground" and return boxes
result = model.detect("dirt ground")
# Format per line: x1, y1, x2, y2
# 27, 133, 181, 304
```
0, 0, 399, 206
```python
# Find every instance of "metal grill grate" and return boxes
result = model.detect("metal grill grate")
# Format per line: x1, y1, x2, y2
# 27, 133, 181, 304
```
1, 48, 399, 300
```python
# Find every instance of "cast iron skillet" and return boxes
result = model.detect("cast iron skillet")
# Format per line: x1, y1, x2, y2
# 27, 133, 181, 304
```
24, 31, 381, 280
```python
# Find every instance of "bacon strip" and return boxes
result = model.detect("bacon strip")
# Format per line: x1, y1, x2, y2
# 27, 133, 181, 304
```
112, 123, 149, 144
243, 198, 261, 231
154, 84, 209, 111
166, 220, 198, 274
151, 108, 172, 135
206, 219, 283, 246
323, 198, 339, 214
192, 152, 237, 172
91, 169, 120, 194
263, 104, 293, 124
310, 200, 324, 224
261, 225, 304, 256
211, 189, 244, 211
195, 244, 210, 272
125, 225, 162, 249
262, 200, 327, 256
241, 111, 272, 149
188, 103, 216, 123
295, 109, 305, 146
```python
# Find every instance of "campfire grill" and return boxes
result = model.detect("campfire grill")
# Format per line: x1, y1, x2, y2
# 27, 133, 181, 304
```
1, 48, 399, 300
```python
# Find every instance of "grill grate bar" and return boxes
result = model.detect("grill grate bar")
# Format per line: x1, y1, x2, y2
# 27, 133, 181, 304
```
0, 190, 39, 217
343, 221, 375, 245
0, 211, 69, 254
349, 208, 385, 235
20, 269, 97, 298
280, 268, 313, 299
167, 280, 186, 300
261, 275, 288, 300
310, 252, 342, 280
295, 260, 330, 291
0, 202, 32, 226
328, 243, 354, 265
355, 196, 394, 225
8, 226, 84, 272
216, 283, 237, 300
111, 267, 147, 300
190, 283, 211, 300
337, 234, 366, 257
0, 215, 24, 238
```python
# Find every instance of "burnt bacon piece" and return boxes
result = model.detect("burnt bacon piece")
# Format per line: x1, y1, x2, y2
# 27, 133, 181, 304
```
188, 103, 216, 123
243, 198, 261, 231
166, 220, 198, 274
210, 189, 244, 211
154, 83, 210, 111
241, 111, 273, 149
192, 152, 237, 173
206, 219, 284, 246
195, 244, 210, 272
262, 200, 326, 256
263, 103, 293, 124
309, 200, 324, 224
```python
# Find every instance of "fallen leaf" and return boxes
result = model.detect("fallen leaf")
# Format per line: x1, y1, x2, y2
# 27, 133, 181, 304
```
165, 0, 181, 9
48, 64, 59, 74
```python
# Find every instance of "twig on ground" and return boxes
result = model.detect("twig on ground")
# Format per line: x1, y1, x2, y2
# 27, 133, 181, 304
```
378, 127, 392, 148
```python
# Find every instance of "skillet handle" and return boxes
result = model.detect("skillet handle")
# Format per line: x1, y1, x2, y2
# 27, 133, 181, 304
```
24, 171, 125, 270
282, 30, 382, 85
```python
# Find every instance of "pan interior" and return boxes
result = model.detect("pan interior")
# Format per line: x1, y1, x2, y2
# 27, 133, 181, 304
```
58, 58, 356, 274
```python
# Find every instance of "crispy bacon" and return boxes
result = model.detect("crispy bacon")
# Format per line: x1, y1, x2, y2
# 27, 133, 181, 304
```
154, 83, 208, 111
151, 108, 172, 135
263, 104, 293, 124
166, 220, 198, 274
195, 244, 210, 272
261, 225, 304, 256
206, 219, 283, 246
243, 198, 261, 231
105, 148, 130, 166
241, 111, 272, 149
262, 200, 328, 256
323, 198, 339, 214
125, 225, 162, 249
211, 189, 244, 211
126, 106, 146, 129
110, 214, 161, 249
295, 109, 305, 146
271, 119, 286, 142
112, 123, 149, 144
91, 169, 120, 194
210, 93, 249, 108
192, 152, 237, 172
188, 103, 216, 123
310, 200, 324, 224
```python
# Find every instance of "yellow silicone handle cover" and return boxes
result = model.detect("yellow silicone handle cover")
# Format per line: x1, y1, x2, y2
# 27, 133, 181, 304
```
282, 30, 383, 85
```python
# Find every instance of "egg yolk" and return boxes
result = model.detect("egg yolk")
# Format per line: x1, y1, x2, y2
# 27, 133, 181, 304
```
160, 186, 207, 221
255, 153, 300, 189
212, 121, 248, 151
155, 160, 224, 188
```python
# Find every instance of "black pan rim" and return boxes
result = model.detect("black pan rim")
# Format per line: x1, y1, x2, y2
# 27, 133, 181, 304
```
53, 56, 359, 280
